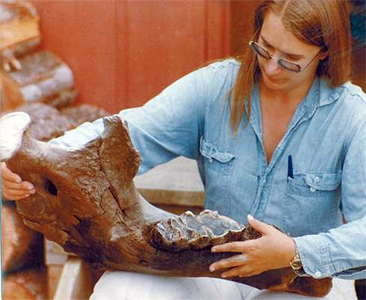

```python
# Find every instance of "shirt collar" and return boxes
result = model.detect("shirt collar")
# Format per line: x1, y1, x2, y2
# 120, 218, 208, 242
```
318, 78, 344, 107
250, 77, 344, 125
300, 77, 346, 119
301, 77, 320, 113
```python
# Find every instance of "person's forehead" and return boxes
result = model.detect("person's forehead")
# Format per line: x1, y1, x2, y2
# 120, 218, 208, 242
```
260, 11, 316, 56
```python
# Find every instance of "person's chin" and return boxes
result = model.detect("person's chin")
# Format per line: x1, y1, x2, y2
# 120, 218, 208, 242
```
263, 74, 286, 90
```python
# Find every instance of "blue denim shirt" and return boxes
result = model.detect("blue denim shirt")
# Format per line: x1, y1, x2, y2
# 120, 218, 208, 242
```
53, 59, 366, 280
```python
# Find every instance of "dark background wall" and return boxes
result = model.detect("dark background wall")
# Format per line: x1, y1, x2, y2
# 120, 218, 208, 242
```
31, 0, 365, 113
31, 0, 232, 112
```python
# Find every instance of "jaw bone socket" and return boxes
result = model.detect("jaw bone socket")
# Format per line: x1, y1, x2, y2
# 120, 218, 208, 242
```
43, 178, 58, 196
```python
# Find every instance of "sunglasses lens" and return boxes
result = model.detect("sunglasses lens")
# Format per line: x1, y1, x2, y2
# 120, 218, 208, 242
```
279, 60, 301, 72
249, 41, 302, 73
251, 42, 271, 59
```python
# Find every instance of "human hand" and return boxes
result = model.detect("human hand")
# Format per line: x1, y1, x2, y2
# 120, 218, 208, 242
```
1, 162, 35, 200
209, 215, 296, 278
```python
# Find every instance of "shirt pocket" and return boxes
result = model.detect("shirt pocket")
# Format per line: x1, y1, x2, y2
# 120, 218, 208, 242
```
199, 137, 235, 175
287, 172, 341, 197
285, 172, 342, 235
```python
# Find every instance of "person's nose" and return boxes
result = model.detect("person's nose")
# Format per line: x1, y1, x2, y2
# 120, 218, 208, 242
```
265, 57, 282, 75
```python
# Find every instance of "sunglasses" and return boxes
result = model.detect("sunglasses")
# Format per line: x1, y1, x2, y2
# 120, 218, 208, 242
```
249, 41, 320, 73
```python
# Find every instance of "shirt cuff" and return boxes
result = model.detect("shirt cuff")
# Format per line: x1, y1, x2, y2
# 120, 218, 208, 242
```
294, 234, 334, 279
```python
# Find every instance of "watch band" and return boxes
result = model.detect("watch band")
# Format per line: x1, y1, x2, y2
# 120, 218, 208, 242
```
290, 248, 309, 277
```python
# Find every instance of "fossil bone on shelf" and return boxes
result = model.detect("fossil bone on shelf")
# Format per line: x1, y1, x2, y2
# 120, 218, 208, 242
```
0, 112, 332, 297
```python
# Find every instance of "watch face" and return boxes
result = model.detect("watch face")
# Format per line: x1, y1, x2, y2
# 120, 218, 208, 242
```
290, 253, 303, 270
291, 260, 303, 270
290, 253, 308, 276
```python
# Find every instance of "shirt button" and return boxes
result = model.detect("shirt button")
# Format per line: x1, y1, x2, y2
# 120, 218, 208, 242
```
310, 187, 316, 192
314, 271, 322, 278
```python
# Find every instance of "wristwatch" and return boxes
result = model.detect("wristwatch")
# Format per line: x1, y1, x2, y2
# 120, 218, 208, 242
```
290, 248, 308, 277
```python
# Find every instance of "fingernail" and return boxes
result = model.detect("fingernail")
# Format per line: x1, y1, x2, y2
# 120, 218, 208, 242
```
221, 274, 227, 278
16, 177, 21, 183
209, 266, 215, 272
247, 214, 254, 221
211, 247, 217, 252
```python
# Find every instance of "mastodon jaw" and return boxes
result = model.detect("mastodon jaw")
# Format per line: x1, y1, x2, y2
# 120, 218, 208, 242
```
0, 112, 31, 162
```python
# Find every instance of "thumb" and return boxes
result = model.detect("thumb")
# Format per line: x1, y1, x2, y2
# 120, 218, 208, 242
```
247, 215, 272, 235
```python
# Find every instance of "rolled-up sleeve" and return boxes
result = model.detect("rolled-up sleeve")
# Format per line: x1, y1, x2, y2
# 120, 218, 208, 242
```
294, 119, 366, 279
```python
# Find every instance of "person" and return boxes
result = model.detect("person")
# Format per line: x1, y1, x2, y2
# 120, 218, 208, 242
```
1, 0, 365, 299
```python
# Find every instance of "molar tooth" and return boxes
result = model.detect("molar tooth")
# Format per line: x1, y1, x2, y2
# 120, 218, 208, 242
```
202, 226, 214, 238
183, 211, 195, 217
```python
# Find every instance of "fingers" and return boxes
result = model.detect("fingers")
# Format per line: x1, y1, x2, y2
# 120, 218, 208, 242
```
211, 215, 272, 254
2, 183, 35, 200
211, 240, 256, 253
210, 256, 260, 278
209, 216, 286, 278
1, 162, 21, 183
1, 162, 35, 200
247, 214, 273, 235
2, 182, 35, 200
4, 179, 34, 191
3, 189, 33, 200
209, 254, 247, 272
221, 265, 259, 278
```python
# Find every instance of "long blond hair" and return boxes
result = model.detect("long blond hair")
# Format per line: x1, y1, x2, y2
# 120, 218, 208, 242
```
230, 0, 352, 133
